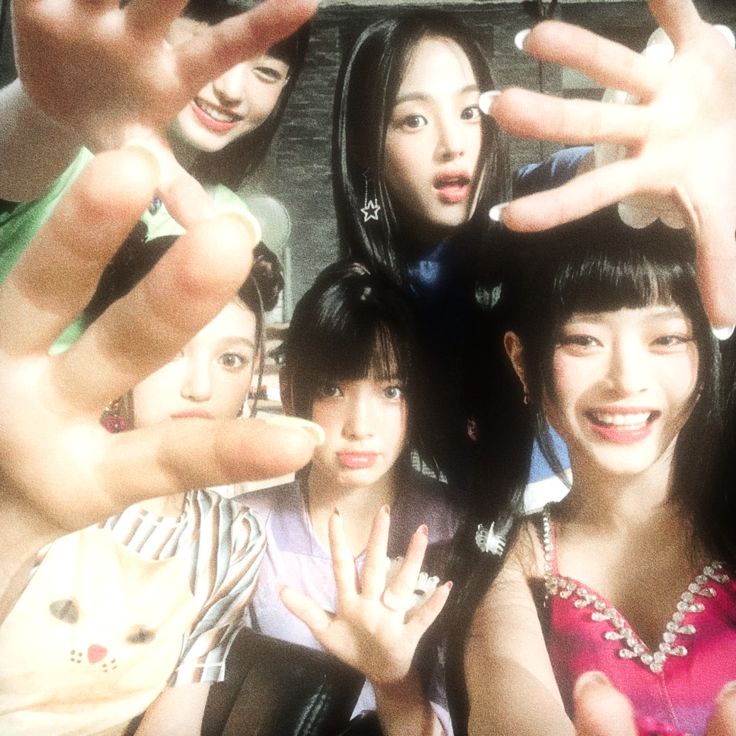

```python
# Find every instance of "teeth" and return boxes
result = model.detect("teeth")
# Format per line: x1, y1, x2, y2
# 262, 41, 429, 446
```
196, 100, 240, 123
592, 411, 652, 428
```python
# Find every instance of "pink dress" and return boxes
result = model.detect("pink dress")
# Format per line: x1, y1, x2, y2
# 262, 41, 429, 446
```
539, 508, 736, 736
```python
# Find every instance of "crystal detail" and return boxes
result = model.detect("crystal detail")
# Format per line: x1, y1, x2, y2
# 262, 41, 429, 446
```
540, 507, 729, 675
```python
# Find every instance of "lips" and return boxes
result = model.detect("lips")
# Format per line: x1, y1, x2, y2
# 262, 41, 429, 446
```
171, 410, 214, 420
190, 98, 243, 134
433, 171, 471, 204
338, 452, 378, 469
585, 408, 659, 444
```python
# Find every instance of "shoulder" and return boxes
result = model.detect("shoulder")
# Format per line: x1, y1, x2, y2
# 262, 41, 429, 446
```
186, 488, 264, 550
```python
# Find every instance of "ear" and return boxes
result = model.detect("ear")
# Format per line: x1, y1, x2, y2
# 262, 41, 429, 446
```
279, 367, 295, 416
504, 331, 528, 397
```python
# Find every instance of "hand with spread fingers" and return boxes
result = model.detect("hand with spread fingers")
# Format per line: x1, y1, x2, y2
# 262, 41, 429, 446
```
486, 0, 736, 327
0, 145, 318, 620
11, 0, 317, 151
573, 672, 736, 736
281, 505, 451, 686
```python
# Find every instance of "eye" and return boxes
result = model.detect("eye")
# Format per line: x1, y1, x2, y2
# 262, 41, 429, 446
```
461, 105, 481, 121
557, 334, 602, 354
126, 625, 156, 645
652, 334, 693, 349
218, 352, 249, 370
317, 384, 342, 399
383, 385, 404, 400
398, 113, 428, 131
253, 65, 287, 84
49, 599, 79, 624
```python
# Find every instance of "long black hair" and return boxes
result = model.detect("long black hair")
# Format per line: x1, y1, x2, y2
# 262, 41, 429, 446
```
282, 260, 434, 470
332, 10, 509, 283
446, 209, 726, 734
180, 0, 311, 189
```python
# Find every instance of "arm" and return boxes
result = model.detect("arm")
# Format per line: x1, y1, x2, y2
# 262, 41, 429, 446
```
134, 683, 211, 736
0, 146, 320, 623
3, 0, 316, 204
487, 0, 736, 327
280, 507, 452, 736
464, 530, 573, 736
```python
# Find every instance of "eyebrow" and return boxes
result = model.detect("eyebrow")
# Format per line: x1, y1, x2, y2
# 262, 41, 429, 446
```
393, 84, 480, 106
567, 307, 688, 323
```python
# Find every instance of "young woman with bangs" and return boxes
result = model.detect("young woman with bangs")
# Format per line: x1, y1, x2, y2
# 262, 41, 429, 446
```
246, 261, 457, 735
447, 210, 736, 736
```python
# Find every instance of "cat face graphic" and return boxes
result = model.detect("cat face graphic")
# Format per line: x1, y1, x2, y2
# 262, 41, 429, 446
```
49, 597, 158, 671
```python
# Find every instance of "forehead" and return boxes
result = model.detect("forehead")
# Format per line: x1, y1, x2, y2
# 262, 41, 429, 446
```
396, 35, 478, 99
188, 300, 257, 347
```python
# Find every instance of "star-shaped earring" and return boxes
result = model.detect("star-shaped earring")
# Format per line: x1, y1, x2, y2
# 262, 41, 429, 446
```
361, 198, 381, 222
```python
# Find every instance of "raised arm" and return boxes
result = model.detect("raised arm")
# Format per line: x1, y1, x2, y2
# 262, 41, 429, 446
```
486, 0, 736, 327
2, 0, 317, 202
280, 507, 452, 736
0, 144, 320, 624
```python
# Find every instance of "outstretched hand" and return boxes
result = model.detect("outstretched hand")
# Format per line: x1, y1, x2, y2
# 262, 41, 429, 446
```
488, 0, 736, 326
280, 506, 452, 686
0, 146, 319, 619
12, 0, 317, 151
573, 672, 736, 736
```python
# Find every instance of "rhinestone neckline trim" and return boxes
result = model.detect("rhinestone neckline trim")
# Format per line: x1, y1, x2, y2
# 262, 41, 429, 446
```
541, 508, 730, 674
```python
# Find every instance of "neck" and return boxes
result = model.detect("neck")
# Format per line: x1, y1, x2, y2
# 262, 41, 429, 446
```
560, 443, 680, 533
306, 463, 403, 556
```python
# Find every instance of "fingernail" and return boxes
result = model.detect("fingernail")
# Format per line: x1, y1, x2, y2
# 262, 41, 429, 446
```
717, 680, 736, 701
573, 671, 611, 697
417, 524, 428, 537
333, 507, 341, 517
712, 324, 735, 341
215, 205, 262, 247
715, 25, 735, 49
514, 29, 531, 52
382, 504, 391, 517
445, 581, 454, 591
478, 90, 501, 116
264, 415, 325, 445
123, 137, 164, 180
489, 202, 509, 223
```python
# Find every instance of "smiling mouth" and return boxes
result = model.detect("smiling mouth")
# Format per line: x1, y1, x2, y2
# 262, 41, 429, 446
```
587, 410, 659, 431
190, 98, 244, 134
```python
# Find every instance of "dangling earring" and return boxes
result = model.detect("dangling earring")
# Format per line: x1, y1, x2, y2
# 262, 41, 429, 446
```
361, 170, 381, 223
101, 397, 130, 433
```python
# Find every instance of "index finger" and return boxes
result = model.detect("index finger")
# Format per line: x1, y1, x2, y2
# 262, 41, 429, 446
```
648, 0, 704, 48
177, 0, 317, 93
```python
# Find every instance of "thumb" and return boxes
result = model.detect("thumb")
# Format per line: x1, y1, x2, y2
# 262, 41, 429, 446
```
573, 671, 637, 736
706, 682, 736, 736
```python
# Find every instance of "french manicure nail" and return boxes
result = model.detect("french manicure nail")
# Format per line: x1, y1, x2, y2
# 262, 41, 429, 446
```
514, 29, 531, 52
478, 90, 501, 116
264, 415, 326, 446
123, 137, 164, 180
215, 205, 262, 246
573, 671, 611, 697
712, 324, 735, 341
489, 202, 509, 223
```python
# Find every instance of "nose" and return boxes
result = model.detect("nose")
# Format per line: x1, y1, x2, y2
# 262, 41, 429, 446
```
343, 393, 375, 440
436, 114, 464, 162
211, 62, 247, 106
181, 357, 212, 402
608, 341, 648, 396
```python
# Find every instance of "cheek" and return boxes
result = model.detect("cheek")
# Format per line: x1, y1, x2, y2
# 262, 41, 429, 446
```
214, 373, 251, 417
310, 403, 343, 442
385, 404, 409, 454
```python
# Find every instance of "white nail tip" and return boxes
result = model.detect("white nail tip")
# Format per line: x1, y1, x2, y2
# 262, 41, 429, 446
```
479, 90, 501, 115
514, 29, 531, 52
715, 25, 736, 50
711, 324, 735, 341
264, 415, 326, 446
489, 203, 509, 223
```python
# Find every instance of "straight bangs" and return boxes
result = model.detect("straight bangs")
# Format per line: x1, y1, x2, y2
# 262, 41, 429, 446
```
285, 262, 418, 421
